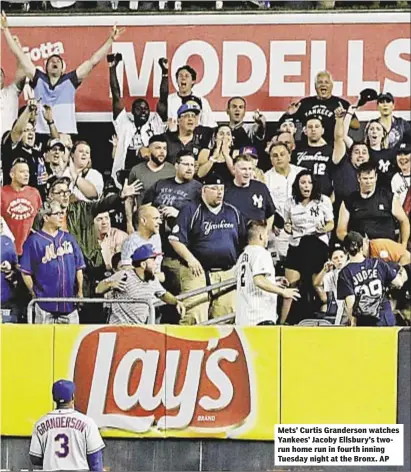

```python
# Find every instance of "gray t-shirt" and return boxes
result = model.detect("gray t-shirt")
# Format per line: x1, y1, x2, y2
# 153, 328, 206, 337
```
106, 270, 166, 325
128, 162, 175, 205
121, 232, 162, 266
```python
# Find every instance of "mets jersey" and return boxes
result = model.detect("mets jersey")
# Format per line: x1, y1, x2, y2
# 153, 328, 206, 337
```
235, 245, 278, 325
29, 408, 104, 471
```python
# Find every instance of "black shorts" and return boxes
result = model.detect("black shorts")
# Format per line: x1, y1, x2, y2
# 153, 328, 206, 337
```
285, 235, 329, 275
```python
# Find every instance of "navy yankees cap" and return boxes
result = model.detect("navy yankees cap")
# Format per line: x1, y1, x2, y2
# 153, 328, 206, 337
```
52, 379, 75, 404
132, 244, 163, 263
377, 92, 394, 103
397, 142, 411, 155
177, 103, 201, 118
201, 172, 224, 186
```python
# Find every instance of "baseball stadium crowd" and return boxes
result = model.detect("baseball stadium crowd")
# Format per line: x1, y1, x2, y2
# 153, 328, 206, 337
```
3, 1, 411, 13
1, 10, 410, 327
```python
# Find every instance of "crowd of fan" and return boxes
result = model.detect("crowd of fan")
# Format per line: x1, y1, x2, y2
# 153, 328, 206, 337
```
2, 0, 410, 12
1, 10, 410, 326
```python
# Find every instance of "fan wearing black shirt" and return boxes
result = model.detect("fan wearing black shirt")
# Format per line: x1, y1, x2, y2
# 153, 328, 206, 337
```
278, 70, 358, 145
337, 162, 410, 248
294, 114, 345, 197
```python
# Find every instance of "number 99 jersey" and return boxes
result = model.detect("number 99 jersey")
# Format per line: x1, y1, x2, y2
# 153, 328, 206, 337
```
29, 408, 105, 471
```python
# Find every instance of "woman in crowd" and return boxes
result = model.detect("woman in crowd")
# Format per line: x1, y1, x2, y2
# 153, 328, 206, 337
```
63, 140, 104, 202
280, 169, 334, 324
197, 124, 238, 182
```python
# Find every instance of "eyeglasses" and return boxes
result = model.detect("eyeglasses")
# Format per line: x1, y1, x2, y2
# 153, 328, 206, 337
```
52, 190, 71, 197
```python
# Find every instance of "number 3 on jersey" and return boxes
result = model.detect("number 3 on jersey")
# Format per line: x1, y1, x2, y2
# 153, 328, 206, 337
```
55, 433, 69, 458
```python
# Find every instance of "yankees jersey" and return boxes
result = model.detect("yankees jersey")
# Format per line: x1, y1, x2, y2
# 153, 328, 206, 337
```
369, 147, 398, 189
20, 230, 86, 313
294, 144, 334, 196
169, 201, 245, 270
30, 408, 104, 471
337, 258, 398, 326
284, 195, 333, 247
224, 180, 276, 222
235, 245, 278, 325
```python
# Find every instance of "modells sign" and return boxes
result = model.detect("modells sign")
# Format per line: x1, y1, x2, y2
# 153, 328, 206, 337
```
72, 327, 252, 435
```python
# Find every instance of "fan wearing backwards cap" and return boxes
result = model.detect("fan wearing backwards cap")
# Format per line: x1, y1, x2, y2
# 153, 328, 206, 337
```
337, 231, 407, 327
29, 379, 105, 471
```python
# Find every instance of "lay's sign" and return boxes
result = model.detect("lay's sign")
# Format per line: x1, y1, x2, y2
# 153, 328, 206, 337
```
55, 326, 280, 439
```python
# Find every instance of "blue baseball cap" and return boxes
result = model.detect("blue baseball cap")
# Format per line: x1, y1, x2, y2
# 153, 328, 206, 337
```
52, 379, 75, 404
131, 244, 163, 263
177, 103, 201, 118
239, 146, 258, 158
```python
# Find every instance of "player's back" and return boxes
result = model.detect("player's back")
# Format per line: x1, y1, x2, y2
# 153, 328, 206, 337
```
30, 408, 104, 471
235, 245, 277, 325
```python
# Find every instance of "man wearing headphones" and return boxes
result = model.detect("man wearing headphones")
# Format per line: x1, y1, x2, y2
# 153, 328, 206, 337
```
1, 11, 125, 135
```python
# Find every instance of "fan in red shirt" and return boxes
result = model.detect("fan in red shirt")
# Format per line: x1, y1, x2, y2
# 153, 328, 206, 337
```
1, 158, 42, 255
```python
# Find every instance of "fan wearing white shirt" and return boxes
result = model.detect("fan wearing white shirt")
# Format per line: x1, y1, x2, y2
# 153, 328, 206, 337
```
0, 63, 25, 139
391, 143, 410, 207
168, 64, 217, 128
235, 220, 300, 326
109, 54, 169, 186
62, 141, 104, 202
280, 169, 334, 324
265, 142, 304, 260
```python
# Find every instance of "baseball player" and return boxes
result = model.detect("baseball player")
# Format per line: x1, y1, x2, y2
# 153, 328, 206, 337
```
235, 220, 300, 325
29, 379, 105, 471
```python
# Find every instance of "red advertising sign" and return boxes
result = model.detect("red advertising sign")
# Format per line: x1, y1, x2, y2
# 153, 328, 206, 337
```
1, 13, 410, 121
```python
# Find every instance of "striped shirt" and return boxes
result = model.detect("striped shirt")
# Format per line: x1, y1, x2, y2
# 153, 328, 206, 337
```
106, 270, 166, 325
235, 245, 278, 325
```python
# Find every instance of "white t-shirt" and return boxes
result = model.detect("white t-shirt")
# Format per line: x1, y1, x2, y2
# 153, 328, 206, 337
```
63, 167, 104, 202
235, 245, 278, 325
0, 83, 20, 138
391, 172, 410, 206
265, 165, 304, 217
168, 92, 217, 128
112, 108, 166, 187
323, 269, 346, 324
29, 408, 104, 471
284, 195, 334, 247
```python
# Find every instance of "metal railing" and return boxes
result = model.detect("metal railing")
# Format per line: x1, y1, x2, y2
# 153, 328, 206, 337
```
27, 297, 155, 325
26, 278, 237, 326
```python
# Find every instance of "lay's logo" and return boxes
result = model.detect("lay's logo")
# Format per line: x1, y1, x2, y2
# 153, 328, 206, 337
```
71, 327, 253, 434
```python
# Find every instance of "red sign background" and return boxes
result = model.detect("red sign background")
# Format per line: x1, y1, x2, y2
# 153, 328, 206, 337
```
1, 15, 410, 118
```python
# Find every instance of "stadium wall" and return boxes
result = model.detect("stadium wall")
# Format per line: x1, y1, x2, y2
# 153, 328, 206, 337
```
1, 326, 410, 471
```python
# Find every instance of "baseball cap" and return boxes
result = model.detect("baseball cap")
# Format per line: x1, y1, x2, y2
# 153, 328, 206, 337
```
52, 379, 75, 404
343, 231, 364, 252
148, 134, 167, 145
47, 176, 71, 194
177, 103, 201, 118
131, 244, 163, 263
357, 88, 378, 107
377, 92, 394, 103
201, 172, 224, 186
240, 146, 258, 158
47, 138, 66, 151
303, 114, 323, 126
397, 142, 411, 155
